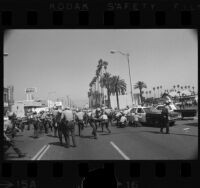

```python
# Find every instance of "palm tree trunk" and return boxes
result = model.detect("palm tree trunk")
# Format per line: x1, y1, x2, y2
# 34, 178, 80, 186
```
116, 89, 119, 109
107, 88, 111, 108
139, 88, 142, 104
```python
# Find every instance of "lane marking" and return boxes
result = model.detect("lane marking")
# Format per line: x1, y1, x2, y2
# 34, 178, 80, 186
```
31, 145, 47, 160
183, 128, 190, 131
110, 141, 130, 160
37, 145, 50, 160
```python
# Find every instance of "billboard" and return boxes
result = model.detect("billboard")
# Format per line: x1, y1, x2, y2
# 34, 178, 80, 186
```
25, 87, 37, 93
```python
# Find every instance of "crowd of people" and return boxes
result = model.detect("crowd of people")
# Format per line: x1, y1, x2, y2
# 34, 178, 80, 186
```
4, 103, 173, 158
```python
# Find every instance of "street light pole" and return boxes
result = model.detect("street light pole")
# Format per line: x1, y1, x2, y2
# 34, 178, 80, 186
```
126, 53, 134, 105
110, 50, 134, 105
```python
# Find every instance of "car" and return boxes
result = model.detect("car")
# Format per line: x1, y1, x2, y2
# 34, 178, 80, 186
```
126, 106, 151, 124
155, 104, 181, 120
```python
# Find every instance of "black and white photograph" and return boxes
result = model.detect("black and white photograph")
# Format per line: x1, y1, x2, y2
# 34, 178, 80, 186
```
3, 29, 198, 160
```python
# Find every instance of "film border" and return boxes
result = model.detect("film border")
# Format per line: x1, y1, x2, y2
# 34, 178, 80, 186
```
0, 0, 199, 187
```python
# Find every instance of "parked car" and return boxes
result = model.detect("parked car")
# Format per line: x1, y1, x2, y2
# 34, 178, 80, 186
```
146, 106, 181, 126
156, 104, 197, 119
126, 106, 151, 125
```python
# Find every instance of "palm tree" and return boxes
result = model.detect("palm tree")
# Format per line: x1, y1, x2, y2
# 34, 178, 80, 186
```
153, 87, 156, 98
192, 86, 195, 94
149, 90, 151, 98
100, 72, 112, 108
185, 86, 187, 90
160, 85, 162, 97
101, 60, 108, 105
181, 86, 183, 90
134, 81, 147, 104
177, 84, 180, 91
173, 85, 176, 91
102, 61, 108, 73
110, 75, 127, 109
157, 86, 159, 98
145, 91, 148, 99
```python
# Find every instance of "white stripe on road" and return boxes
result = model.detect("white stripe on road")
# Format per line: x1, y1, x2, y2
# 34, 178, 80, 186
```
31, 145, 47, 160
183, 128, 190, 131
110, 141, 130, 160
37, 145, 50, 160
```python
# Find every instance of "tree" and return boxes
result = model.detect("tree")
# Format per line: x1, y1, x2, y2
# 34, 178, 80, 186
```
134, 81, 147, 104
100, 72, 112, 108
177, 84, 180, 91
181, 86, 183, 90
173, 85, 176, 90
157, 86, 160, 98
145, 91, 148, 99
153, 87, 156, 98
192, 86, 195, 94
102, 61, 108, 73
149, 90, 151, 98
110, 75, 127, 109
160, 85, 162, 96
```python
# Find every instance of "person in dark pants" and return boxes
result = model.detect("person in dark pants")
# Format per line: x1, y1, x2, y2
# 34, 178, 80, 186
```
160, 101, 170, 134
4, 116, 25, 158
100, 111, 111, 133
33, 113, 40, 138
60, 107, 77, 147
75, 109, 85, 136
89, 111, 98, 139
94, 108, 101, 130
52, 108, 60, 137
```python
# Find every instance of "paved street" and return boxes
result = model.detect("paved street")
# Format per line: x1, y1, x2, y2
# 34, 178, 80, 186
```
5, 118, 198, 160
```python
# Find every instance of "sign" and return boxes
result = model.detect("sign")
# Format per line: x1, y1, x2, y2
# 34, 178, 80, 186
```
55, 101, 62, 106
25, 88, 37, 93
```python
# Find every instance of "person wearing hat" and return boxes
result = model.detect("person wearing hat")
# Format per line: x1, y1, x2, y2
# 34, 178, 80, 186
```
160, 101, 170, 134
75, 109, 85, 137
100, 111, 111, 133
60, 107, 77, 147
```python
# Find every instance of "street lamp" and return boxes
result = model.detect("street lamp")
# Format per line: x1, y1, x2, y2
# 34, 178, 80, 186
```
110, 50, 134, 105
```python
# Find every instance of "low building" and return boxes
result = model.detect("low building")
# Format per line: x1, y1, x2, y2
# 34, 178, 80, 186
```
4, 86, 14, 114
12, 100, 43, 117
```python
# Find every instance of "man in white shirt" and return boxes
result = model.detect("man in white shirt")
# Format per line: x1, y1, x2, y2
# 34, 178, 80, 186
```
119, 114, 127, 127
75, 109, 84, 136
100, 111, 111, 133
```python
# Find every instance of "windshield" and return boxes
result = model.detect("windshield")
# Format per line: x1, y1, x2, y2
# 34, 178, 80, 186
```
143, 108, 151, 113
130, 108, 137, 113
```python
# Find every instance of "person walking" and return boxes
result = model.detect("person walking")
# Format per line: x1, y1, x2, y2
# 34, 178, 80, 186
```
95, 108, 102, 130
100, 111, 111, 133
75, 109, 85, 137
88, 111, 98, 139
52, 107, 60, 137
4, 115, 25, 158
160, 101, 170, 134
33, 112, 40, 138
60, 107, 77, 148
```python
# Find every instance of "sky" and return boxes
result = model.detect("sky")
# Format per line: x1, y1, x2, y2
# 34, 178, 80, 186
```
4, 29, 198, 107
